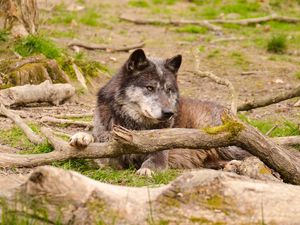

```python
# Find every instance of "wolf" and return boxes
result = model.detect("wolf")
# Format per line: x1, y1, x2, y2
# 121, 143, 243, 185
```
69, 49, 250, 176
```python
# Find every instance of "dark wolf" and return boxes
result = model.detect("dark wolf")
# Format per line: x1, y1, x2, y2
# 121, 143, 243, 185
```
70, 49, 250, 176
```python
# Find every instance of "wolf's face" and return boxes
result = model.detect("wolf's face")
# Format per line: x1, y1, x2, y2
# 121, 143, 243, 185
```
117, 49, 181, 124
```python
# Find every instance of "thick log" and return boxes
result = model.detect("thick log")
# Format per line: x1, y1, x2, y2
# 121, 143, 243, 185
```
0, 117, 300, 184
0, 80, 75, 106
1, 166, 300, 224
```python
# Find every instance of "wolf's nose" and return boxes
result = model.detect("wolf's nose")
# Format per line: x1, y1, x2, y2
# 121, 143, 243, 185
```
162, 110, 174, 119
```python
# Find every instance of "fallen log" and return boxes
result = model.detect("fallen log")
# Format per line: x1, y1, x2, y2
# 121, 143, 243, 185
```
0, 114, 300, 184
0, 80, 75, 106
238, 85, 300, 111
1, 166, 300, 224
119, 14, 222, 32
68, 41, 145, 52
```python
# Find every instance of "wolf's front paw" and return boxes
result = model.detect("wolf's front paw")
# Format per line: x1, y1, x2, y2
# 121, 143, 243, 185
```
69, 132, 94, 148
136, 168, 154, 177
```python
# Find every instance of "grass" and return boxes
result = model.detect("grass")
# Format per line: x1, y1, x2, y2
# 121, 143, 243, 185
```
59, 52, 110, 79
239, 114, 300, 137
129, 0, 150, 8
267, 35, 287, 54
79, 9, 101, 26
53, 159, 180, 187
14, 35, 62, 59
0, 30, 9, 42
175, 25, 207, 34
295, 72, 300, 79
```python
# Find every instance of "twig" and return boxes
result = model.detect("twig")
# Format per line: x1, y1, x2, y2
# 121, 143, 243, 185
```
72, 63, 88, 90
266, 125, 278, 137
210, 37, 245, 44
210, 14, 300, 25
68, 41, 145, 52
53, 113, 94, 119
238, 85, 300, 111
40, 116, 93, 129
0, 104, 44, 145
119, 14, 222, 32
240, 71, 258, 76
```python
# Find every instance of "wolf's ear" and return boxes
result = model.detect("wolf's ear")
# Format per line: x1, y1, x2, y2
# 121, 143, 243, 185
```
126, 49, 149, 72
165, 55, 182, 73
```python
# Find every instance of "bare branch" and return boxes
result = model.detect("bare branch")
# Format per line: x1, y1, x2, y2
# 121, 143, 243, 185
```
238, 85, 300, 111
119, 14, 222, 32
40, 116, 93, 129
0, 104, 44, 145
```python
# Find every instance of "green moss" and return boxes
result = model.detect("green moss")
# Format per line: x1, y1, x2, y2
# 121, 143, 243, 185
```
207, 49, 220, 58
267, 35, 287, 54
190, 217, 225, 225
259, 166, 272, 175
175, 25, 208, 34
151, 0, 178, 5
14, 35, 62, 59
203, 115, 244, 137
230, 51, 249, 70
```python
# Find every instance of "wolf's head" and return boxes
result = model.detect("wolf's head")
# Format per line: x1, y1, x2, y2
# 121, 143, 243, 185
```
115, 49, 182, 125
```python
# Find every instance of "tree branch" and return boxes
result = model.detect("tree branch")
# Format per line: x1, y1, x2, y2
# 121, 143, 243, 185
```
238, 85, 300, 111
119, 14, 222, 32
0, 104, 44, 145
0, 117, 300, 184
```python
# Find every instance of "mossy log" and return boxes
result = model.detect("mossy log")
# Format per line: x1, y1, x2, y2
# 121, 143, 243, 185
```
0, 56, 70, 88
0, 80, 75, 106
1, 166, 300, 225
0, 115, 300, 184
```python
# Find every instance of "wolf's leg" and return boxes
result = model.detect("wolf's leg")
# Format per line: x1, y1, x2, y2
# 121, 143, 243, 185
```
136, 150, 169, 177
69, 132, 94, 147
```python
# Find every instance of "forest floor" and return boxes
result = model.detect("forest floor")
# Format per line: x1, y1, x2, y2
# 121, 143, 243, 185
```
0, 0, 300, 186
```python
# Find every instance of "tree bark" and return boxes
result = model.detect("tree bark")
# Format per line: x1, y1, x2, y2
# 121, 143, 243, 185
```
1, 166, 300, 225
0, 0, 38, 37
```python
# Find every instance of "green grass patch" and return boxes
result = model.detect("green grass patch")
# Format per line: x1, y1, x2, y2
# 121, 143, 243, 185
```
295, 72, 300, 79
0, 124, 53, 153
59, 52, 109, 79
239, 114, 300, 137
151, 0, 178, 5
53, 159, 180, 187
207, 49, 220, 58
79, 9, 101, 26
220, 1, 261, 17
175, 25, 207, 34
267, 35, 287, 54
230, 51, 249, 69
129, 0, 150, 8
0, 30, 9, 42
14, 35, 62, 59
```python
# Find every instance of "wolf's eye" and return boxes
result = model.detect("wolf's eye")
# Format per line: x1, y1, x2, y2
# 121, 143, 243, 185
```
146, 86, 154, 92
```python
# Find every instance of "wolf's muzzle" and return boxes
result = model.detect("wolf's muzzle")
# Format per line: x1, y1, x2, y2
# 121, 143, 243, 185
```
161, 109, 174, 120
